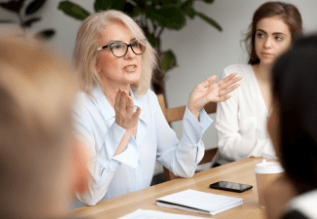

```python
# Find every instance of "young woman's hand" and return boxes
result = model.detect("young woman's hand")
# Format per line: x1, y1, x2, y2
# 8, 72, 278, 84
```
114, 89, 141, 132
188, 73, 242, 119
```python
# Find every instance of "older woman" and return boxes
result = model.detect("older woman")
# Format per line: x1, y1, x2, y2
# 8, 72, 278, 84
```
73, 10, 241, 206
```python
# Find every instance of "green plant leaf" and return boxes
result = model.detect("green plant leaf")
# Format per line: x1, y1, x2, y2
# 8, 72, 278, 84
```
25, 0, 46, 15
123, 2, 141, 18
0, 0, 26, 13
159, 0, 181, 6
58, 1, 90, 21
202, 0, 214, 3
133, 0, 146, 10
146, 33, 158, 48
183, 6, 195, 19
195, 12, 222, 31
161, 50, 177, 71
112, 0, 129, 11
35, 28, 55, 39
181, 0, 194, 9
181, 0, 195, 19
94, 0, 112, 11
145, 6, 186, 30
23, 17, 41, 27
95, 0, 126, 12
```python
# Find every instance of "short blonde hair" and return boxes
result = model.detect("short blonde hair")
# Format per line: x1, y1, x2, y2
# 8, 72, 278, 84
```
74, 10, 157, 97
0, 36, 78, 218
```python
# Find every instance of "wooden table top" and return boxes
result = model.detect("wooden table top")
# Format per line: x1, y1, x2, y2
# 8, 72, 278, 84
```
70, 157, 267, 219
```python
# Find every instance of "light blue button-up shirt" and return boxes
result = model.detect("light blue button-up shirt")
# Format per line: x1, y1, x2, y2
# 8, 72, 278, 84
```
73, 86, 212, 206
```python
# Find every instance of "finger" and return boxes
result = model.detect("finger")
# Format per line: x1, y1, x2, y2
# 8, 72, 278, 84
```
219, 83, 240, 97
117, 90, 124, 109
217, 73, 238, 86
221, 95, 231, 102
133, 107, 141, 119
212, 95, 231, 103
127, 96, 135, 112
223, 73, 237, 82
114, 89, 121, 110
121, 91, 128, 111
219, 75, 242, 90
201, 75, 217, 88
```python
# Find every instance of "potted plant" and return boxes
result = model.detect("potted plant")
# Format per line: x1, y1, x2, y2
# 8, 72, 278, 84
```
0, 0, 55, 39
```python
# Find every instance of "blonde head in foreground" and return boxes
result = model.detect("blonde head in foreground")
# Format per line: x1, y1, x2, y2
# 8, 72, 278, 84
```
0, 34, 87, 219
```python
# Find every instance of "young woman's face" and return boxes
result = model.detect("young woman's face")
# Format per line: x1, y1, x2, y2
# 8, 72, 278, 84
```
255, 16, 292, 65
95, 22, 143, 88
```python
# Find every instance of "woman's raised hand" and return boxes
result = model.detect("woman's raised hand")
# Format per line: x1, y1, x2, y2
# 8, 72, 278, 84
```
114, 89, 141, 132
188, 73, 242, 119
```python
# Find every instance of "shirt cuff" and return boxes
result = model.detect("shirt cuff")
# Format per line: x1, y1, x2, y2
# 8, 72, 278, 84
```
103, 122, 126, 160
182, 106, 213, 145
199, 107, 213, 133
112, 135, 139, 169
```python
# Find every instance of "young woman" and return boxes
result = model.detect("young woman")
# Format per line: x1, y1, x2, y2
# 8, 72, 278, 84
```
214, 2, 303, 165
265, 35, 317, 219
73, 10, 241, 206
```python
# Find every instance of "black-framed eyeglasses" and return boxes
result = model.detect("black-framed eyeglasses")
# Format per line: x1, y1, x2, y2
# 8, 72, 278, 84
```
97, 40, 146, 58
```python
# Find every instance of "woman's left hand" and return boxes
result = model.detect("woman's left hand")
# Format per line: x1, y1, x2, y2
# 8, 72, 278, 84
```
188, 73, 242, 119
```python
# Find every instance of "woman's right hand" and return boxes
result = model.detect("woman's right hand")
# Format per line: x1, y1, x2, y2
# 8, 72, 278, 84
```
114, 89, 141, 132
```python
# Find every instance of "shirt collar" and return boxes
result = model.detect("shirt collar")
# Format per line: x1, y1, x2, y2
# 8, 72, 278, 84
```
92, 86, 114, 122
130, 89, 147, 124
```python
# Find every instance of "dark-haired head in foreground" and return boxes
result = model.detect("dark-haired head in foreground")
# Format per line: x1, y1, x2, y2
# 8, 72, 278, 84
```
269, 35, 317, 194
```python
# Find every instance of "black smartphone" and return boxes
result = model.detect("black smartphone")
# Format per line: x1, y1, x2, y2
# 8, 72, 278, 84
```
209, 181, 253, 193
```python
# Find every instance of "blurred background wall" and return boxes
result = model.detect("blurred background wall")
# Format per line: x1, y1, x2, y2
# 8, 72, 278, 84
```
1, 0, 317, 172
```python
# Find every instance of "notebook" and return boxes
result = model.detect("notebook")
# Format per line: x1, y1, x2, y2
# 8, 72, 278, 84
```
118, 209, 211, 219
156, 189, 243, 215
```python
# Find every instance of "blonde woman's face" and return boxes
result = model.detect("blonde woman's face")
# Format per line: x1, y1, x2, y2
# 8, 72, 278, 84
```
95, 22, 143, 88
255, 16, 292, 65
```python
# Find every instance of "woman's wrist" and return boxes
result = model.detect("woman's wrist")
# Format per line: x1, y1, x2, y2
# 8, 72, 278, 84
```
188, 107, 200, 120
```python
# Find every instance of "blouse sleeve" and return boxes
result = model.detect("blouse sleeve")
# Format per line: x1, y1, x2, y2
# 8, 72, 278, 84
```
216, 69, 275, 161
73, 98, 140, 206
155, 96, 213, 177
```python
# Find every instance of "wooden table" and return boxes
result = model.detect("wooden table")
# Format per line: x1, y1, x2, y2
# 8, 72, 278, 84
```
70, 158, 267, 219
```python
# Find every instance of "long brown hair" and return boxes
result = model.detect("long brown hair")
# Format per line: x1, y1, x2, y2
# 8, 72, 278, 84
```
244, 1, 303, 65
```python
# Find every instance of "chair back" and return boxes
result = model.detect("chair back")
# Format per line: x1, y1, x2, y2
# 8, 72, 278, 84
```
157, 94, 218, 181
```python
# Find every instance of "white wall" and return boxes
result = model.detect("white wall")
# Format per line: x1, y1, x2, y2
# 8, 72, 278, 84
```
1, 0, 317, 172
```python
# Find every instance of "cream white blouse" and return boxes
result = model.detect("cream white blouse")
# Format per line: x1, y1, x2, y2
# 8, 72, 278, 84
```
215, 64, 275, 164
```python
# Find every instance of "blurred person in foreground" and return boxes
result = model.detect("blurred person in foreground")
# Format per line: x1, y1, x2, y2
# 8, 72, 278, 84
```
73, 10, 241, 206
0, 33, 89, 218
265, 35, 317, 219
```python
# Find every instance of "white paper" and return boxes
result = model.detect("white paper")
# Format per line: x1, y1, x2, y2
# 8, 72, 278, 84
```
156, 189, 243, 215
118, 209, 212, 219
